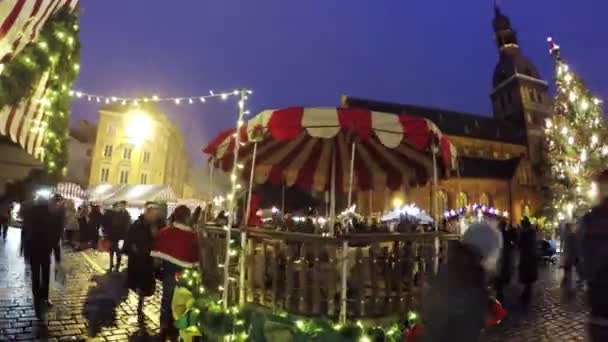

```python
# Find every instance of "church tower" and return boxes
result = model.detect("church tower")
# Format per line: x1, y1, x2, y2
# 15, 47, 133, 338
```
490, 4, 551, 165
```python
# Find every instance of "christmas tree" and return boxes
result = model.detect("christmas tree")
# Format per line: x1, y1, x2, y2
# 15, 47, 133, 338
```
544, 37, 607, 220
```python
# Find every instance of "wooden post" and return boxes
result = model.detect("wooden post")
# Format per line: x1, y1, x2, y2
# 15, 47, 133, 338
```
339, 239, 349, 323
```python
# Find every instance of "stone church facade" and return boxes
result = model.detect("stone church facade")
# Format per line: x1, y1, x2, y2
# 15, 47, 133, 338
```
344, 6, 551, 224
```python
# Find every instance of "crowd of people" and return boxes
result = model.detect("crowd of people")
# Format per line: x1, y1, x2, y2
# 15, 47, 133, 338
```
10, 192, 202, 341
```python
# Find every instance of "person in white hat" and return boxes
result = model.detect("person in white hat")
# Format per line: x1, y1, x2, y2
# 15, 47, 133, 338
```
422, 222, 503, 342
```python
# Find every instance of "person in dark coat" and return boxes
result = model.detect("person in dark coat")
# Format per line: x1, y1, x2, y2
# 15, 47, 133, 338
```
104, 201, 131, 272
422, 223, 503, 342
579, 170, 608, 341
495, 220, 517, 302
89, 205, 103, 248
23, 194, 65, 318
518, 217, 538, 306
123, 201, 164, 319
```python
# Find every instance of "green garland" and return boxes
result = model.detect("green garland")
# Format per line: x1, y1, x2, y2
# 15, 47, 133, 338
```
175, 269, 419, 342
0, 8, 80, 180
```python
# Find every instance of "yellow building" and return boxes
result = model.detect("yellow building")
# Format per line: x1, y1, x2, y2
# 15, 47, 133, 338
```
88, 103, 190, 197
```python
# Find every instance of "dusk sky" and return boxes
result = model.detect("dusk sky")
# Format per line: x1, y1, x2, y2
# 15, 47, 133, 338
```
72, 1, 608, 166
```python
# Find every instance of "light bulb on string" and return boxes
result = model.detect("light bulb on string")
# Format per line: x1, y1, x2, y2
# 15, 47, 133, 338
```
561, 126, 568, 135
569, 92, 577, 102
221, 93, 229, 100
175, 98, 181, 105
568, 136, 574, 145
581, 100, 589, 111
199, 97, 206, 103
591, 135, 598, 146
188, 98, 193, 104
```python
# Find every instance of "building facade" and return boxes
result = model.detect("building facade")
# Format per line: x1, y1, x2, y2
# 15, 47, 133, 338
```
66, 120, 96, 187
345, 6, 550, 223
88, 103, 190, 197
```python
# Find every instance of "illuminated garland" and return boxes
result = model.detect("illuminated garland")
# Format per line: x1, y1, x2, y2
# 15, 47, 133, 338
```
0, 8, 80, 180
444, 204, 508, 221
174, 269, 419, 342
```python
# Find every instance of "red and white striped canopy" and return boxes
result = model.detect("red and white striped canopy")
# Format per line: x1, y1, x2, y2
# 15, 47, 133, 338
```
0, 0, 79, 157
203, 107, 458, 193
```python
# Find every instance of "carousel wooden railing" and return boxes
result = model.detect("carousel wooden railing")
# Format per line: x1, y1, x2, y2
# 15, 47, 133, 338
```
197, 226, 460, 319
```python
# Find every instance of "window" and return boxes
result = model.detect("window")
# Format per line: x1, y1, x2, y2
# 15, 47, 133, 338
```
143, 151, 151, 164
106, 124, 116, 136
100, 168, 110, 183
529, 89, 536, 103
479, 193, 490, 207
456, 192, 468, 208
140, 173, 148, 184
119, 170, 129, 184
122, 146, 132, 160
537, 92, 543, 104
437, 191, 448, 217
103, 144, 113, 158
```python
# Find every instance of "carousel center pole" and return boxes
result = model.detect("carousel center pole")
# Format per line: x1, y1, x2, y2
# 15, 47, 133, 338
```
431, 142, 440, 275
222, 89, 249, 309
240, 141, 258, 305
328, 151, 337, 236
347, 141, 356, 209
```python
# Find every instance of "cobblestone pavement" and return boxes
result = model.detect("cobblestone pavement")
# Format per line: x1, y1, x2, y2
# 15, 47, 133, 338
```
484, 262, 588, 341
0, 225, 590, 341
0, 227, 162, 341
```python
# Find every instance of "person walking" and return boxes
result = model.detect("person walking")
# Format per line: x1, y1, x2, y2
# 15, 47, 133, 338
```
104, 201, 131, 272
518, 217, 539, 307
0, 198, 11, 241
124, 201, 164, 320
64, 199, 79, 248
561, 222, 579, 290
23, 194, 65, 318
422, 223, 503, 342
89, 205, 103, 249
151, 205, 199, 341
495, 220, 516, 302
579, 171, 608, 341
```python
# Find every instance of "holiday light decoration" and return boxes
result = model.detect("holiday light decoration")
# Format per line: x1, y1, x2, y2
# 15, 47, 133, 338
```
172, 268, 417, 341
68, 88, 249, 107
544, 37, 608, 219
0, 8, 80, 179
444, 204, 508, 221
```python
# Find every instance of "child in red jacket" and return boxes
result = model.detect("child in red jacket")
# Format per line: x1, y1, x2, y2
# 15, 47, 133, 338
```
151, 205, 199, 341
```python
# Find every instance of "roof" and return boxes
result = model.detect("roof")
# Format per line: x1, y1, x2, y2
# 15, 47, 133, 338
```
458, 157, 521, 179
342, 96, 527, 145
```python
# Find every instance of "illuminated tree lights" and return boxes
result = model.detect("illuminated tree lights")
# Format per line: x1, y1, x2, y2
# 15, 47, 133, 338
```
544, 38, 607, 219
0, 8, 80, 180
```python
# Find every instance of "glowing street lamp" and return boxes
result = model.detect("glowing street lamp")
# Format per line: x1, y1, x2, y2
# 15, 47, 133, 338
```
392, 197, 403, 209
125, 110, 154, 145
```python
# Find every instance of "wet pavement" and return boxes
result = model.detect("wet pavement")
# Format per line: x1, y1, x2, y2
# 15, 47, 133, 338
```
0, 227, 162, 341
0, 226, 590, 341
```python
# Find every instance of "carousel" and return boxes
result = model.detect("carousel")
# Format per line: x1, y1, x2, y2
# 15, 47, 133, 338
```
180, 107, 462, 341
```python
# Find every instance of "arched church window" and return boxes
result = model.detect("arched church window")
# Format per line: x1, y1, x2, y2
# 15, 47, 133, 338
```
479, 193, 490, 207
529, 89, 536, 103
437, 191, 448, 217
456, 192, 468, 208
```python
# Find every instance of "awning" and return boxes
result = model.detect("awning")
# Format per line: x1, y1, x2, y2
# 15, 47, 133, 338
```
103, 185, 177, 206
203, 107, 458, 193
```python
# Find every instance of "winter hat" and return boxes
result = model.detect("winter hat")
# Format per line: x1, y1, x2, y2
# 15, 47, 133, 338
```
462, 223, 503, 260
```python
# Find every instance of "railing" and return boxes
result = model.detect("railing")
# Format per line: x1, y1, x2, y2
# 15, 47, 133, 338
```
198, 226, 460, 319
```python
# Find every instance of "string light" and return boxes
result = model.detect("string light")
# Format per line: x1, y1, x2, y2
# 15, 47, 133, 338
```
68, 89, 250, 106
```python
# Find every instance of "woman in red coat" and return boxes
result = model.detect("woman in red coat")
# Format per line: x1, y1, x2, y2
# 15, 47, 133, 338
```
151, 205, 199, 341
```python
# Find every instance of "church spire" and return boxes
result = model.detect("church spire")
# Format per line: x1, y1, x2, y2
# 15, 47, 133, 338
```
493, 3, 519, 52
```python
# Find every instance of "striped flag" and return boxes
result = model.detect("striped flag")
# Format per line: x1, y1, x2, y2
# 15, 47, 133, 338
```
0, 0, 79, 159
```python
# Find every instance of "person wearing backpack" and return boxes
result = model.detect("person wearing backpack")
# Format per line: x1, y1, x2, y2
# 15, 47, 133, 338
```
580, 171, 608, 341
